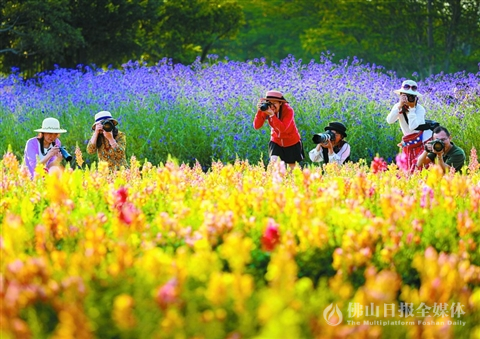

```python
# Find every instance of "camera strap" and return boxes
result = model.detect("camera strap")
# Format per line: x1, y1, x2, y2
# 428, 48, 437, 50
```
401, 105, 409, 125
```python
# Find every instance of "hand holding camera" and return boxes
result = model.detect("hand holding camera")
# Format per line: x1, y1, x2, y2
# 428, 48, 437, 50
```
46, 146, 61, 159
258, 100, 275, 118
424, 139, 445, 153
94, 119, 115, 134
312, 130, 336, 145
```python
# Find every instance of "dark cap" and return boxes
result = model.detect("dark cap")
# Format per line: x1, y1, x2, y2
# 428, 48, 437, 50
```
324, 121, 347, 137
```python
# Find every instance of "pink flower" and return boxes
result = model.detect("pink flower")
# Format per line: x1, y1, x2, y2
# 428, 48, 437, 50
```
420, 185, 435, 208
395, 153, 409, 173
119, 202, 138, 225
156, 278, 180, 310
371, 156, 388, 174
261, 219, 280, 251
468, 147, 479, 173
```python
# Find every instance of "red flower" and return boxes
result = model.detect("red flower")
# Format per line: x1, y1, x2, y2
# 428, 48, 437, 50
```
261, 219, 280, 251
371, 156, 388, 174
115, 187, 128, 209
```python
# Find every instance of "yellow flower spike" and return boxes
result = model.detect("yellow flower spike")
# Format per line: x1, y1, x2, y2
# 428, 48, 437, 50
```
470, 289, 480, 311
74, 143, 84, 168
2, 148, 20, 173
159, 308, 185, 336
219, 233, 252, 274
112, 294, 136, 329
205, 272, 230, 306
2, 212, 27, 257
265, 247, 298, 300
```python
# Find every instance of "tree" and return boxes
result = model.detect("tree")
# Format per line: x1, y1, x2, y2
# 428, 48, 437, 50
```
64, 0, 148, 69
141, 0, 244, 64
1, 0, 245, 75
212, 0, 318, 63
300, 0, 480, 77
1, 0, 84, 76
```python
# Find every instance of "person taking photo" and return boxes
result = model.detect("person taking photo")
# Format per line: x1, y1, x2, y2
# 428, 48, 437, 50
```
387, 80, 432, 171
309, 121, 351, 165
416, 126, 465, 173
87, 111, 127, 171
24, 117, 68, 177
253, 90, 304, 170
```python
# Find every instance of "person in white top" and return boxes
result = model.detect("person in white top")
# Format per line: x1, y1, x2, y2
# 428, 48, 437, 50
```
309, 122, 351, 165
23, 117, 68, 177
386, 80, 432, 171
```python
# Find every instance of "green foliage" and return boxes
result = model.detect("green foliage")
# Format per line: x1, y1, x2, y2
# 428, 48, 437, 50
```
1, 0, 84, 76
2, 0, 479, 77
146, 0, 244, 64
299, 0, 480, 77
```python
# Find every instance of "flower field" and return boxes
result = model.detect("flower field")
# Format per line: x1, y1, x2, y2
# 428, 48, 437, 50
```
1, 151, 480, 338
1, 56, 480, 338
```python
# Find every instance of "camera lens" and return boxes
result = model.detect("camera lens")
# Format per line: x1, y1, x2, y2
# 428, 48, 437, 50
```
406, 94, 416, 102
59, 147, 73, 162
260, 102, 270, 111
312, 130, 336, 144
432, 141, 444, 152
102, 120, 114, 132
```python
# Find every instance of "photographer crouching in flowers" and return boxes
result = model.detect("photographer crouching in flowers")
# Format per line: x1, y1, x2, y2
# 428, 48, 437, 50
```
87, 111, 127, 171
24, 117, 70, 178
387, 80, 432, 171
415, 126, 465, 173
309, 122, 351, 165
253, 90, 304, 170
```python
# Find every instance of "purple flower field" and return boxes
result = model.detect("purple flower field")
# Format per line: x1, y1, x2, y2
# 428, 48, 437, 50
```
1, 54, 479, 167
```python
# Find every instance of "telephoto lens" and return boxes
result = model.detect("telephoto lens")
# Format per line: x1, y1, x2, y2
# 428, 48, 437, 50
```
312, 130, 336, 144
59, 147, 73, 161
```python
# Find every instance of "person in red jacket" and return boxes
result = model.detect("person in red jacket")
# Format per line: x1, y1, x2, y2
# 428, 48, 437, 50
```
253, 90, 304, 170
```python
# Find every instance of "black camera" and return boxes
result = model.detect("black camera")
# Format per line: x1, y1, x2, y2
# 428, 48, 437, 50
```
406, 94, 416, 102
260, 101, 272, 111
425, 139, 445, 153
101, 119, 115, 132
312, 130, 336, 144
59, 146, 73, 162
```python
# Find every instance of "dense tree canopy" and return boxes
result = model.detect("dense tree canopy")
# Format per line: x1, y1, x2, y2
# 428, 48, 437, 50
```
1, 0, 479, 77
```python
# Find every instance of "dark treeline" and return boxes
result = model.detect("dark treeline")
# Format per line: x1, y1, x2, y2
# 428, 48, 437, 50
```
1, 0, 479, 78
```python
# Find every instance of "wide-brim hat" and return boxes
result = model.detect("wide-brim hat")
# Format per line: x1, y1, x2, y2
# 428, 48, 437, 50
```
265, 90, 288, 103
92, 110, 118, 130
394, 80, 423, 97
34, 117, 67, 133
324, 121, 347, 137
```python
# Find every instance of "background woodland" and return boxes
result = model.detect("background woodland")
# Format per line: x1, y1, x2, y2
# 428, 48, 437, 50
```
1, 0, 479, 78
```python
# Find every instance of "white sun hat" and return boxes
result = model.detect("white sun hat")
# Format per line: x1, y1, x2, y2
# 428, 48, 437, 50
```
91, 111, 118, 130
394, 80, 423, 97
34, 117, 67, 133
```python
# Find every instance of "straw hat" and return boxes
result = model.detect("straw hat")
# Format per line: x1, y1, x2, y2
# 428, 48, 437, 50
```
265, 90, 288, 102
34, 117, 67, 133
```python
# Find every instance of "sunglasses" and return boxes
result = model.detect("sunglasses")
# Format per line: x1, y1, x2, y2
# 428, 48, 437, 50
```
402, 84, 418, 91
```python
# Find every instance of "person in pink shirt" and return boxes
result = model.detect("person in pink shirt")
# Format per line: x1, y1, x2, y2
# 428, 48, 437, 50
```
23, 117, 67, 177
253, 90, 304, 170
